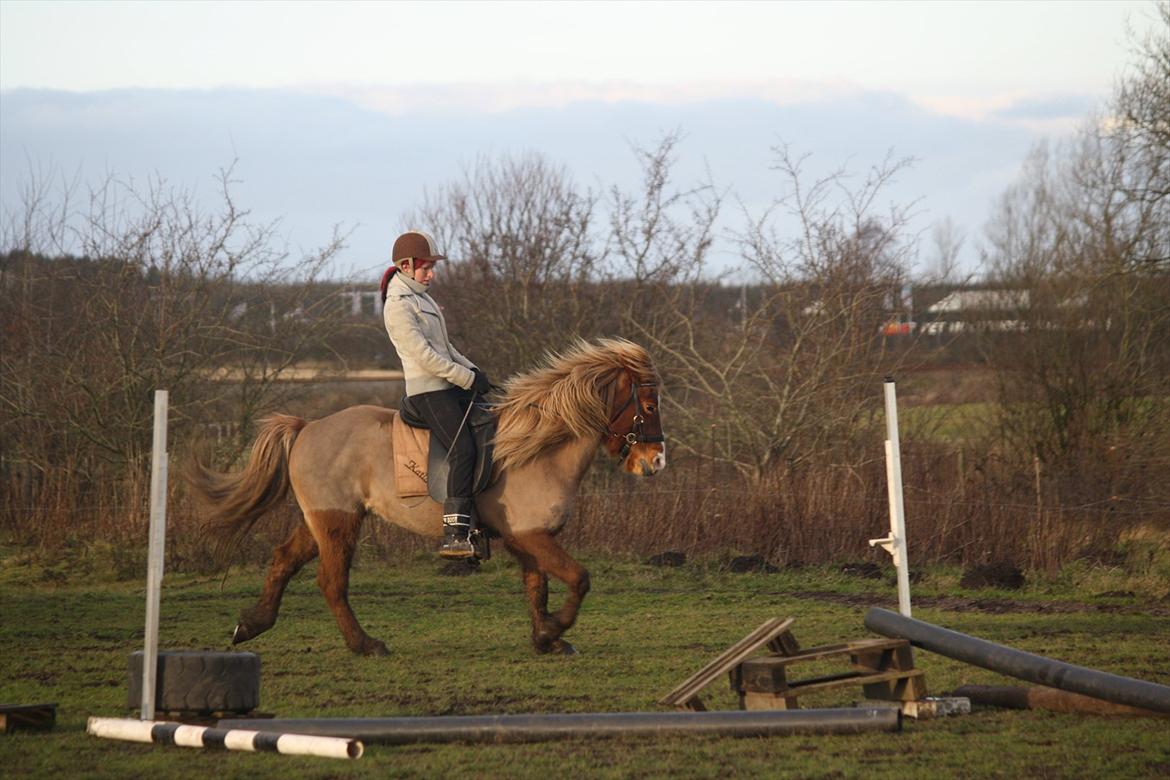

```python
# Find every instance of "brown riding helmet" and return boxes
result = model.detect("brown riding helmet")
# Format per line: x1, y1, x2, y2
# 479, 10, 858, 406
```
392, 230, 447, 266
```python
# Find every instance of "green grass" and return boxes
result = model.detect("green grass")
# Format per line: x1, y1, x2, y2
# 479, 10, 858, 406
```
1, 552, 1168, 779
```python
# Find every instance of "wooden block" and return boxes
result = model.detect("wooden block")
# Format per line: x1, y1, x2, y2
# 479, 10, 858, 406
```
658, 617, 795, 708
890, 644, 915, 670
862, 672, 929, 702
851, 641, 914, 672
727, 666, 742, 692
752, 638, 908, 669
852, 642, 925, 699
783, 669, 925, 698
739, 659, 791, 694
0, 703, 57, 734
766, 629, 801, 656
741, 691, 800, 711
738, 639, 909, 689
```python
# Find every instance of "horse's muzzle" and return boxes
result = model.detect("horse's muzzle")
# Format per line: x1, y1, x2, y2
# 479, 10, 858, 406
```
635, 448, 666, 476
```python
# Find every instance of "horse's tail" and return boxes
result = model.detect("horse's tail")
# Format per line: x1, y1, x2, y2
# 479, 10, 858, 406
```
189, 414, 306, 555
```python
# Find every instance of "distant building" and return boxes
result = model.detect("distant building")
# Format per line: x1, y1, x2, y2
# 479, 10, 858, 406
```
919, 289, 1030, 335
338, 289, 382, 317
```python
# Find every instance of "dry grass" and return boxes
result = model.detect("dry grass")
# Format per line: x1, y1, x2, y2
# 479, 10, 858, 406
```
3, 404, 1165, 577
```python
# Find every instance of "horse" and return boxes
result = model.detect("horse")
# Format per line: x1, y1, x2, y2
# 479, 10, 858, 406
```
189, 338, 665, 656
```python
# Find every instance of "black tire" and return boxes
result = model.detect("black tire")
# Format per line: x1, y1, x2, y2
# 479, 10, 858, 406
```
128, 651, 260, 714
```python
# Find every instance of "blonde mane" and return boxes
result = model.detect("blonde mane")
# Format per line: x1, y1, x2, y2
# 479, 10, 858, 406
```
491, 338, 658, 472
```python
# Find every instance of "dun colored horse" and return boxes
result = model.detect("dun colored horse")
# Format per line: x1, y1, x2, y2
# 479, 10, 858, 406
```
190, 338, 665, 655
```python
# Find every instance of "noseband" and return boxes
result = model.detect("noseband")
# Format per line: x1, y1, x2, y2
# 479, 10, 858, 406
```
605, 379, 665, 460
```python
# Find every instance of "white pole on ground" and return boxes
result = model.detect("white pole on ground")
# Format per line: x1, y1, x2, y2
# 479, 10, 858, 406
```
869, 378, 912, 617
141, 390, 169, 721
87, 717, 363, 760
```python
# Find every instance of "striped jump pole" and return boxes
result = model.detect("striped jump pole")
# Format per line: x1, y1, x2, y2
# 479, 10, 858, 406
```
86, 717, 363, 760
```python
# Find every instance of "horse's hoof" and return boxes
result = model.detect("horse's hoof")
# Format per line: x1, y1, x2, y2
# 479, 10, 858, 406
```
544, 639, 577, 656
231, 623, 248, 645
358, 639, 389, 657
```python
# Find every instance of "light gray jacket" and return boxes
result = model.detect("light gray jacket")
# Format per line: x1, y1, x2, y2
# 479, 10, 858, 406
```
383, 272, 477, 396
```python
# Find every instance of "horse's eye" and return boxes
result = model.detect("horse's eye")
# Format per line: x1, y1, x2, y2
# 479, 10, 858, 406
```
644, 402, 656, 415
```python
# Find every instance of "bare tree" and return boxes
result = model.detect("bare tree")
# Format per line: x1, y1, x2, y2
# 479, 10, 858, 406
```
606, 132, 722, 286
980, 9, 1170, 517
634, 146, 916, 480
0, 166, 350, 527
1116, 1, 1170, 210
405, 153, 603, 376
920, 217, 967, 284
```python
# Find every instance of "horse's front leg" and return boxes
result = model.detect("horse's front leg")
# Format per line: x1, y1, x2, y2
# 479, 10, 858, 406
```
507, 531, 590, 655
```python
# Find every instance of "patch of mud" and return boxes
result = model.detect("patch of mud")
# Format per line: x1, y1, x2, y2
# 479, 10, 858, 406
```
788, 590, 1170, 617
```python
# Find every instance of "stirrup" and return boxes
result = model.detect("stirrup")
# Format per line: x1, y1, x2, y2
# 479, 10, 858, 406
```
439, 543, 475, 559
469, 528, 491, 561
439, 539, 475, 559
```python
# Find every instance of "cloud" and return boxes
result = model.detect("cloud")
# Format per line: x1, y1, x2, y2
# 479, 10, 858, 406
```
1, 86, 1043, 277
992, 93, 1100, 121
308, 79, 871, 116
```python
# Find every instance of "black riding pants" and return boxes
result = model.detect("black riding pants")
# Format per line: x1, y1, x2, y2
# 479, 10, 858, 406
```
411, 386, 477, 503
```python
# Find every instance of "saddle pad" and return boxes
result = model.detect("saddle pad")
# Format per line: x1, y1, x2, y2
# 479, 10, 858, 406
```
391, 411, 430, 498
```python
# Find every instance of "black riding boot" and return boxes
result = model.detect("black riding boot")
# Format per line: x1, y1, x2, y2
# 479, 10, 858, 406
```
440, 497, 476, 559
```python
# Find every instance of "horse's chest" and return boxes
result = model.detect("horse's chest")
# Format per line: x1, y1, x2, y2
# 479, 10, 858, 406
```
546, 499, 574, 534
500, 489, 575, 535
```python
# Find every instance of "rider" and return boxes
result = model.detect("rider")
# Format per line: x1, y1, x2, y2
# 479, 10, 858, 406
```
380, 230, 492, 559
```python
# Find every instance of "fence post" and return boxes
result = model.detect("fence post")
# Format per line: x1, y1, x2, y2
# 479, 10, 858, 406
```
141, 390, 169, 720
869, 378, 912, 617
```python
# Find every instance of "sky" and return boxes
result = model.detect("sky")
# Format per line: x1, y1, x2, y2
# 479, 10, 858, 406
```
0, 0, 1161, 278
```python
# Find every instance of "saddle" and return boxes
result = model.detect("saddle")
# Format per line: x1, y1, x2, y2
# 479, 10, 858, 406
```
391, 396, 497, 503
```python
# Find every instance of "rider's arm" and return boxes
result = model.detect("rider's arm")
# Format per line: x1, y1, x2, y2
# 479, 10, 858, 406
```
449, 343, 477, 373
385, 299, 476, 390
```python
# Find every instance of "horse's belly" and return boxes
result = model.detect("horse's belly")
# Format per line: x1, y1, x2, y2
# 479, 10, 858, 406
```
369, 502, 443, 539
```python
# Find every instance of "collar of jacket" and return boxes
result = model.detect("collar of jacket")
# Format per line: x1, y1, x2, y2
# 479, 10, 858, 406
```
388, 271, 430, 297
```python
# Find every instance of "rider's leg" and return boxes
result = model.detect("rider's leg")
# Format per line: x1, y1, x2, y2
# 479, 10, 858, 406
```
414, 388, 478, 558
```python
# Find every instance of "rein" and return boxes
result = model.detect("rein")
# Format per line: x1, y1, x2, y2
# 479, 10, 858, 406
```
605, 379, 665, 459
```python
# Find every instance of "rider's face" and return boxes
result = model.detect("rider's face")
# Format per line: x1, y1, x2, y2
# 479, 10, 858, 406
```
411, 260, 435, 286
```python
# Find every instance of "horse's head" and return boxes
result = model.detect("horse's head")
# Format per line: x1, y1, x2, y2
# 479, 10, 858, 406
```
601, 370, 666, 476
490, 338, 666, 477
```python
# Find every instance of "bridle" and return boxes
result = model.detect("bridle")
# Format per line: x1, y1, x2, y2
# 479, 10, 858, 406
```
605, 377, 665, 460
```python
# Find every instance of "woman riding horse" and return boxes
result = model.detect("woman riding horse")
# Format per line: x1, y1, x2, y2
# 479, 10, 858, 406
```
191, 337, 666, 656
380, 230, 492, 559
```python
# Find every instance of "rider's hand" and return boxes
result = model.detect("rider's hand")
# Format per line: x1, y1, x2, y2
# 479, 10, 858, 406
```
471, 368, 492, 395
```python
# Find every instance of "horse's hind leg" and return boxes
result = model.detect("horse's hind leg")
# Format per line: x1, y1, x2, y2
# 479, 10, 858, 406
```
233, 522, 318, 645
306, 509, 388, 657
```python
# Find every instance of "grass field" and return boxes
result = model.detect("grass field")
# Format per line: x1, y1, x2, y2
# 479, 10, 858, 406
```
1, 551, 1167, 779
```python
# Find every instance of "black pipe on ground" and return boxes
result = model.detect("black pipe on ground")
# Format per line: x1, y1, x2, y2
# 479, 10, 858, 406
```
864, 607, 1170, 715
220, 708, 900, 744
952, 685, 1167, 718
